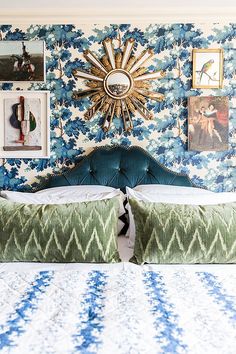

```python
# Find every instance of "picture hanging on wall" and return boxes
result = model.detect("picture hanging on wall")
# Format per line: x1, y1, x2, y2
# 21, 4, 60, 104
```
0, 41, 45, 82
192, 49, 224, 89
188, 96, 228, 152
0, 91, 50, 158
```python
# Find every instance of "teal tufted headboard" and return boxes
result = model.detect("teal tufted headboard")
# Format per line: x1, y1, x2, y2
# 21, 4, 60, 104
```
39, 146, 193, 192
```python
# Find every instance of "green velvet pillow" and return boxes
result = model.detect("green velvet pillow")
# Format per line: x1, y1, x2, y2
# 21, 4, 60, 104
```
0, 198, 120, 263
129, 198, 236, 264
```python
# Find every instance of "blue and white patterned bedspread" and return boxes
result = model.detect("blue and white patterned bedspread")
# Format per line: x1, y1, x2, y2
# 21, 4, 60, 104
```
0, 265, 236, 354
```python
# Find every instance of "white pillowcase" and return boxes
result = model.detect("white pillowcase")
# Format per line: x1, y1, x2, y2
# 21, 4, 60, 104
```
0, 185, 126, 234
126, 185, 236, 248
133, 184, 215, 195
36, 185, 120, 197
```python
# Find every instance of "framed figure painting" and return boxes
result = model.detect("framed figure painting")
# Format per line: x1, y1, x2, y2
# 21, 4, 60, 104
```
0, 41, 45, 82
0, 91, 50, 158
188, 96, 228, 152
192, 49, 224, 89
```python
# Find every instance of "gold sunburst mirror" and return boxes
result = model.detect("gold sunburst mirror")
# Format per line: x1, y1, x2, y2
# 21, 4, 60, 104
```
73, 38, 165, 132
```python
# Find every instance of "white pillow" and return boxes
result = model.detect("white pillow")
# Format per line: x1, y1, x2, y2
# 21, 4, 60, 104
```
36, 185, 119, 197
134, 184, 215, 195
126, 185, 236, 248
0, 186, 126, 234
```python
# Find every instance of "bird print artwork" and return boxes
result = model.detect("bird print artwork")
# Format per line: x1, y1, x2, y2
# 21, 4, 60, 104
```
192, 49, 223, 89
199, 59, 214, 83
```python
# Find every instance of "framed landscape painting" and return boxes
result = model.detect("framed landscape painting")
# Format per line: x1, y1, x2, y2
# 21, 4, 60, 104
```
188, 96, 228, 152
0, 91, 50, 158
192, 49, 224, 89
0, 41, 45, 82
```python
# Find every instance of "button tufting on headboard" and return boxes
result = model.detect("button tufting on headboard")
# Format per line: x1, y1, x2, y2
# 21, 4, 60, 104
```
37, 146, 193, 192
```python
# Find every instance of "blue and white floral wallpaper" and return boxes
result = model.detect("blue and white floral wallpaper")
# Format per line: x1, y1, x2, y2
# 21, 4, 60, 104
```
0, 23, 236, 192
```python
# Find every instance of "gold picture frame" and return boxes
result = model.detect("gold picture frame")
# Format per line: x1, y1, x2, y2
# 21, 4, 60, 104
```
192, 49, 224, 89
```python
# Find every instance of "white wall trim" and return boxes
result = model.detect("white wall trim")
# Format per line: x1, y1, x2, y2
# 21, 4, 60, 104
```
0, 8, 236, 24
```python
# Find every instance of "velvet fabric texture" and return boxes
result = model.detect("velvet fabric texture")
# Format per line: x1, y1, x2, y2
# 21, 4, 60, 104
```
41, 146, 192, 193
129, 198, 236, 264
0, 198, 120, 263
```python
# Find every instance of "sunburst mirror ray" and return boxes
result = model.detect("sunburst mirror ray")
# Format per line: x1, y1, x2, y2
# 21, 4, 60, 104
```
129, 49, 154, 74
73, 70, 103, 82
83, 50, 107, 74
73, 37, 165, 132
103, 38, 116, 69
121, 39, 134, 69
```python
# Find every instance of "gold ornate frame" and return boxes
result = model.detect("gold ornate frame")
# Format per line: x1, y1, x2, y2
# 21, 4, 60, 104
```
73, 38, 165, 132
192, 48, 224, 89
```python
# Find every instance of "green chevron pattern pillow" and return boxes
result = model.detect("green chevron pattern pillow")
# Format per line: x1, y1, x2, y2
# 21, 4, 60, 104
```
129, 198, 236, 264
0, 198, 120, 263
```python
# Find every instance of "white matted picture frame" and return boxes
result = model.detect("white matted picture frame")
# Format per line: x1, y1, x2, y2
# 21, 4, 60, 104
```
0, 91, 50, 159
192, 48, 224, 89
0, 41, 45, 82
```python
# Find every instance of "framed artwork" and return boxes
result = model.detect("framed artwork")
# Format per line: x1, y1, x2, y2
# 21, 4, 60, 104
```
0, 41, 45, 82
192, 49, 224, 89
188, 96, 228, 152
0, 91, 50, 158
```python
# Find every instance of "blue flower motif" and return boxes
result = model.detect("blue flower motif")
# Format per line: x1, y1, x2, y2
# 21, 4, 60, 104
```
1, 23, 235, 192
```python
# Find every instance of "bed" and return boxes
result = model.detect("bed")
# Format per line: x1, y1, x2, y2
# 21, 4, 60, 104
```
0, 146, 236, 354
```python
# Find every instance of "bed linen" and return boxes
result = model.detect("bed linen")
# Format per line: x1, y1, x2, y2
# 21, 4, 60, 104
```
0, 198, 121, 263
0, 186, 126, 235
126, 186, 236, 248
129, 199, 236, 264
1, 258, 236, 353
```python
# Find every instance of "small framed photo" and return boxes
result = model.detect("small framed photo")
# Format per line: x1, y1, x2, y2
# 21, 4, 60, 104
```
0, 41, 45, 82
0, 91, 50, 158
188, 96, 228, 152
192, 49, 224, 89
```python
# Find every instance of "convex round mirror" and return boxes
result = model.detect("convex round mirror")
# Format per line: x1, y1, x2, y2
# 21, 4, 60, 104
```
104, 69, 133, 99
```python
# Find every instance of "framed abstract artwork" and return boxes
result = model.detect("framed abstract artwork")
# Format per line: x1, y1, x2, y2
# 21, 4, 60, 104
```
0, 91, 50, 158
0, 41, 45, 82
192, 49, 224, 89
188, 96, 228, 152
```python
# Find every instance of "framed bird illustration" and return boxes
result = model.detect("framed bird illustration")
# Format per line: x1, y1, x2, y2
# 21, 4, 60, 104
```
192, 49, 224, 89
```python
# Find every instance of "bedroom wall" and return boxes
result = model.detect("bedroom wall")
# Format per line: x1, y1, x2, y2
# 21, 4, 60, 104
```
0, 23, 236, 192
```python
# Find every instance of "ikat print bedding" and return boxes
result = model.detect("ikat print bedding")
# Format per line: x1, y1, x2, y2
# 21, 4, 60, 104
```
0, 263, 236, 354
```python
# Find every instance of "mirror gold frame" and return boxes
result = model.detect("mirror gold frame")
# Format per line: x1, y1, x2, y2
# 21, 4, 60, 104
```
73, 38, 165, 132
